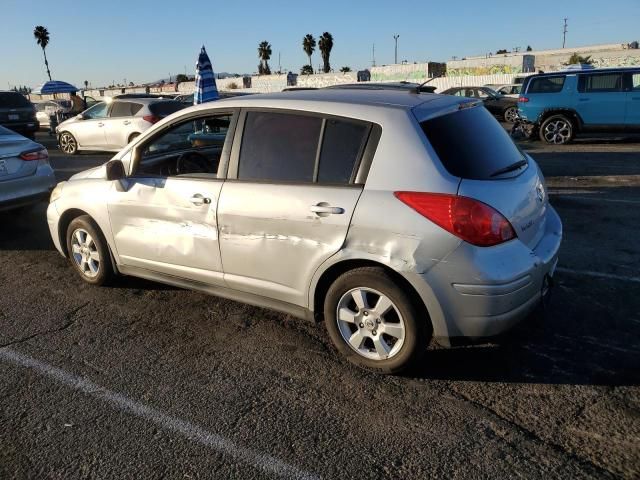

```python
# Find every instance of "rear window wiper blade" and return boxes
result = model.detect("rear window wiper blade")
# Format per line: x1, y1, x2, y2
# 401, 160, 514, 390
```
489, 159, 528, 178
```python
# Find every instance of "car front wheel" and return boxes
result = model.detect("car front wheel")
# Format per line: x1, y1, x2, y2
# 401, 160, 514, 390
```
66, 215, 114, 286
539, 115, 574, 145
324, 267, 430, 374
503, 106, 518, 123
59, 132, 78, 155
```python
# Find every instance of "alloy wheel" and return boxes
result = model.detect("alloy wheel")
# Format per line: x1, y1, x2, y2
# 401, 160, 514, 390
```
543, 120, 571, 144
59, 133, 77, 154
70, 228, 101, 278
504, 107, 518, 123
336, 287, 406, 361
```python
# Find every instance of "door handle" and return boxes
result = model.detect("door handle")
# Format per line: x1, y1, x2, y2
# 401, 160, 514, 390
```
97, 122, 104, 127
123, 120, 131, 125
578, 98, 590, 101
190, 194, 212, 206
310, 204, 344, 215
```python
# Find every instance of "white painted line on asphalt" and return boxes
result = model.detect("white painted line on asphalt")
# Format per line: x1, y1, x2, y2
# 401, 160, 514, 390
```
0, 347, 318, 480
557, 267, 640, 284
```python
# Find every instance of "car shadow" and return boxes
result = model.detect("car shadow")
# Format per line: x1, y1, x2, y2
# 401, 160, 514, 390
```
527, 151, 640, 178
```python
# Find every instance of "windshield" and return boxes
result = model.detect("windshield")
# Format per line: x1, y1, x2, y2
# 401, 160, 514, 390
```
0, 92, 31, 108
420, 106, 526, 180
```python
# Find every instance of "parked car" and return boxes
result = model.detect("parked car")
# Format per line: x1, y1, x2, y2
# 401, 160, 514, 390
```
496, 84, 522, 97
0, 91, 39, 139
47, 89, 561, 373
0, 125, 55, 210
56, 98, 184, 154
518, 67, 640, 144
33, 100, 71, 128
440, 86, 519, 123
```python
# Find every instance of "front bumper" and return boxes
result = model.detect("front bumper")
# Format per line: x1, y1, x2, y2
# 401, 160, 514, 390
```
0, 164, 56, 211
47, 201, 64, 256
407, 205, 562, 342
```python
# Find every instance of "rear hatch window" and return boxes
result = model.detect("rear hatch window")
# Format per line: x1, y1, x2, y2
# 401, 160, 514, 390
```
0, 92, 31, 108
149, 101, 184, 118
420, 106, 526, 180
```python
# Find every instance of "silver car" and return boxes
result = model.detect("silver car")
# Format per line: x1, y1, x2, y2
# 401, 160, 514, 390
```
0, 126, 55, 209
56, 98, 184, 154
47, 90, 562, 373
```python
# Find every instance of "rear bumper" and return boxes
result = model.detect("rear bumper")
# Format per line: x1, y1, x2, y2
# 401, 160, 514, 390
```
405, 205, 562, 343
0, 164, 56, 211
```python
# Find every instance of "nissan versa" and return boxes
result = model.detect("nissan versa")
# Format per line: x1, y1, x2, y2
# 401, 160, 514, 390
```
47, 89, 562, 373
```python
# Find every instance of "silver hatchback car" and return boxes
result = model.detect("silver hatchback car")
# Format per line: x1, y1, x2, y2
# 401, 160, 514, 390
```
47, 90, 562, 373
56, 98, 184, 154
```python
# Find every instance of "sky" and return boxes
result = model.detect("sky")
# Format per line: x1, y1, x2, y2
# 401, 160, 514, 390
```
2, 0, 639, 89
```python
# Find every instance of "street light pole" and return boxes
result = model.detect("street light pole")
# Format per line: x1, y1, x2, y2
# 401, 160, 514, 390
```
393, 34, 400, 64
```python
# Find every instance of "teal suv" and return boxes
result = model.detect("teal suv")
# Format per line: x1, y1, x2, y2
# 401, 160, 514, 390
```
518, 67, 640, 144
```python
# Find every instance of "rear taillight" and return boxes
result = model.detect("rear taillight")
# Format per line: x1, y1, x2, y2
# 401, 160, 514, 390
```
20, 148, 49, 162
518, 97, 529, 103
394, 192, 516, 247
143, 114, 161, 124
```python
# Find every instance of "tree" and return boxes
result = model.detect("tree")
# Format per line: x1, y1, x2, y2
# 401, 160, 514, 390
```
340, 66, 352, 73
302, 34, 316, 72
566, 53, 592, 65
526, 45, 533, 52
318, 32, 334, 73
300, 65, 314, 75
83, 80, 89, 89
175, 74, 189, 83
496, 49, 508, 54
258, 41, 272, 75
33, 26, 52, 81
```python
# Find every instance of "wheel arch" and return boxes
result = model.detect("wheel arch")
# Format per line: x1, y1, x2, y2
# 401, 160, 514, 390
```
57, 208, 119, 273
538, 108, 583, 131
311, 258, 434, 335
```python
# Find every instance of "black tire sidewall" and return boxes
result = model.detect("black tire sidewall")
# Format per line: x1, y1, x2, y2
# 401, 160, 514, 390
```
539, 115, 573, 144
66, 215, 113, 286
324, 267, 429, 374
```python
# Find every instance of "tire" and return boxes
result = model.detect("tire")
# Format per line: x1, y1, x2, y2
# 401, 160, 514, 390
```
59, 131, 78, 155
503, 106, 518, 123
539, 114, 574, 145
324, 267, 431, 374
66, 215, 114, 286
128, 132, 140, 143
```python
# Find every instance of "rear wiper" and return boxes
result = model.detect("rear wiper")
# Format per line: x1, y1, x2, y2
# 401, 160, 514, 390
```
489, 159, 528, 178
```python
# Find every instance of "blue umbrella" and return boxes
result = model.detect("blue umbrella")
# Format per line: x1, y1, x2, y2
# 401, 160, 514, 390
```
194, 46, 219, 104
33, 80, 78, 95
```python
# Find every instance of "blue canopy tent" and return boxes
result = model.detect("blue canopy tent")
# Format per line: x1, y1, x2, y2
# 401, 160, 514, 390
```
194, 46, 219, 104
32, 80, 78, 95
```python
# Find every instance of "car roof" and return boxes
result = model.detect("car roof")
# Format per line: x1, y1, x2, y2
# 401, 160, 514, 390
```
529, 66, 640, 78
110, 97, 180, 105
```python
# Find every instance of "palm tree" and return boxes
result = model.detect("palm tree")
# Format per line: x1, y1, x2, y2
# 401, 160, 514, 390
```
33, 26, 52, 81
318, 32, 334, 73
258, 41, 272, 75
302, 34, 316, 72
84, 80, 89, 90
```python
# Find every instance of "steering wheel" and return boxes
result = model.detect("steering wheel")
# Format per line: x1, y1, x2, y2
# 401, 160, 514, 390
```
175, 151, 212, 175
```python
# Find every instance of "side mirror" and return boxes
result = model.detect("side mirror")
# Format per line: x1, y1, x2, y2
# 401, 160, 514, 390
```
105, 160, 125, 181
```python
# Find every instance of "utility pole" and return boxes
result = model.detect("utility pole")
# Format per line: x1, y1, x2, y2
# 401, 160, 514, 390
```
372, 43, 376, 67
562, 18, 568, 48
278, 52, 281, 73
393, 34, 400, 64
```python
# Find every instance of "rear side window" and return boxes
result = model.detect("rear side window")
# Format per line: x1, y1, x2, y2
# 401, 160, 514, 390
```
149, 101, 184, 117
0, 92, 31, 108
109, 101, 143, 117
318, 119, 369, 183
239, 111, 322, 182
578, 73, 623, 93
631, 73, 640, 91
421, 107, 525, 180
527, 76, 566, 93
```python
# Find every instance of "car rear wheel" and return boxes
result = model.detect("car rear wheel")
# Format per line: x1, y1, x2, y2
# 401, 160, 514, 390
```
503, 106, 518, 123
66, 215, 114, 286
324, 267, 430, 374
59, 132, 78, 155
539, 115, 574, 145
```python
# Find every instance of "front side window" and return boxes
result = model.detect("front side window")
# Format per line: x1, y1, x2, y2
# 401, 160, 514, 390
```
238, 111, 322, 182
527, 76, 566, 94
578, 73, 623, 93
83, 102, 108, 119
135, 114, 233, 177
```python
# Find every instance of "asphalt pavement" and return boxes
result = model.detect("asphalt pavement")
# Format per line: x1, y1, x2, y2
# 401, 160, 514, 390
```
0, 131, 639, 479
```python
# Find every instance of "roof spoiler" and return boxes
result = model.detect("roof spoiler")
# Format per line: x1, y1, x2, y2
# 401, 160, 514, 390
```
410, 75, 443, 94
